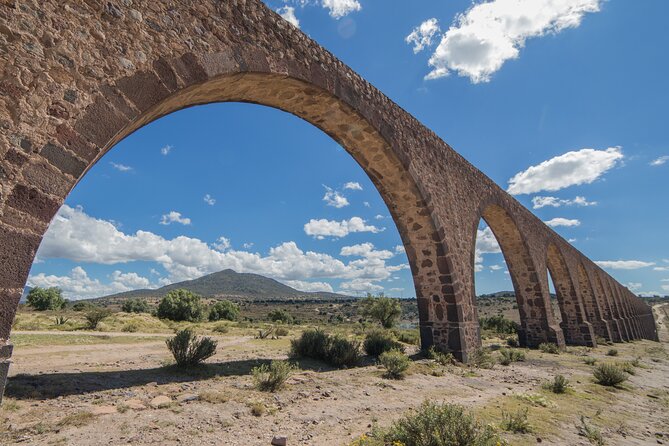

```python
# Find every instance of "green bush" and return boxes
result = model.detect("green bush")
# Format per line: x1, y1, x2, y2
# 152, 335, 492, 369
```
327, 335, 360, 367
425, 346, 456, 366
583, 356, 597, 366
479, 315, 518, 334
606, 348, 618, 357
470, 347, 495, 369
363, 330, 404, 357
381, 401, 501, 446
71, 301, 91, 312
122, 322, 139, 333
539, 342, 560, 354
26, 287, 66, 311
84, 307, 112, 329
506, 336, 519, 348
166, 328, 217, 367
267, 309, 293, 324
394, 329, 420, 345
544, 374, 569, 394
157, 289, 205, 322
577, 415, 604, 446
290, 329, 359, 368
252, 360, 295, 392
593, 362, 627, 387
379, 350, 410, 379
208, 300, 240, 322
360, 293, 401, 328
212, 323, 229, 333
121, 298, 150, 314
275, 327, 290, 337
501, 407, 531, 433
498, 348, 525, 366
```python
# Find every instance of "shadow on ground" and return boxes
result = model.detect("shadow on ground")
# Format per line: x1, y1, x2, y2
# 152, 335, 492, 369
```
5, 356, 376, 400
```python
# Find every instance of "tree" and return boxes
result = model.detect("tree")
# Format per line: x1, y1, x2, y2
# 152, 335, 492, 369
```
267, 309, 293, 324
84, 307, 112, 329
26, 287, 66, 311
121, 298, 150, 314
361, 293, 402, 328
208, 300, 240, 321
156, 289, 205, 322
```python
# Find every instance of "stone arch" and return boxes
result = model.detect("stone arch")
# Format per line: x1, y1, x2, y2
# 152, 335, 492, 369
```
546, 245, 595, 346
476, 204, 562, 347
576, 264, 612, 341
602, 276, 631, 341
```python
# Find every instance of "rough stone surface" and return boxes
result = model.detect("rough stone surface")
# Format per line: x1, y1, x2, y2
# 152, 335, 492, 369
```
149, 395, 172, 409
0, 0, 658, 399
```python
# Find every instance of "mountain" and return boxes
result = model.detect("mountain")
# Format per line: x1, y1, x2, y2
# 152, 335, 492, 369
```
90, 269, 351, 304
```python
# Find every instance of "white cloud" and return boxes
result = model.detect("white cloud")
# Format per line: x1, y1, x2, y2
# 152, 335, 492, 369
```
213, 236, 231, 252
243, 242, 254, 249
339, 279, 384, 293
277, 6, 300, 27
406, 18, 440, 54
508, 147, 623, 195
37, 205, 401, 289
595, 260, 655, 270
110, 162, 132, 172
304, 217, 383, 239
424, 0, 601, 83
322, 0, 361, 19
544, 217, 580, 227
160, 211, 191, 226
323, 186, 349, 208
475, 226, 501, 271
490, 264, 503, 271
653, 266, 669, 272
663, 285, 669, 292
282, 279, 333, 293
532, 195, 597, 209
203, 194, 216, 206
28, 266, 154, 300
626, 282, 642, 291
394, 245, 405, 254
661, 279, 669, 282
568, 238, 577, 243
650, 156, 668, 166
374, 214, 386, 220
160, 145, 172, 156
344, 182, 363, 191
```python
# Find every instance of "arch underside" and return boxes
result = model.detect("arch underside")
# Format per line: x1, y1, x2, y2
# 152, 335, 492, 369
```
0, 0, 659, 399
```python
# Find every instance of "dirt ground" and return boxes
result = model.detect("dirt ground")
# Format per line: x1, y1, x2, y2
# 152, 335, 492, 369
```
1, 304, 668, 445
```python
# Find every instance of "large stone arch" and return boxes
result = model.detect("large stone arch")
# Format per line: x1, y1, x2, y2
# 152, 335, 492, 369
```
0, 0, 658, 399
576, 263, 611, 341
546, 244, 595, 346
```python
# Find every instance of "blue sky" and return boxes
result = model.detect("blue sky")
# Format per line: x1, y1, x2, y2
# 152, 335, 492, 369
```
28, 0, 669, 299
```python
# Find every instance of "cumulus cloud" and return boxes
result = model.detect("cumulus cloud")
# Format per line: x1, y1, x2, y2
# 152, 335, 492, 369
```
544, 217, 580, 227
304, 217, 383, 239
508, 147, 624, 195
37, 205, 403, 291
160, 211, 191, 226
475, 226, 502, 271
531, 195, 597, 209
595, 260, 655, 270
203, 194, 216, 206
110, 162, 132, 172
650, 156, 668, 167
490, 264, 503, 271
277, 6, 300, 27
322, 0, 361, 19
653, 266, 669, 272
28, 266, 154, 300
423, 0, 602, 83
160, 145, 173, 156
626, 282, 642, 291
343, 182, 363, 191
406, 18, 440, 53
282, 279, 333, 293
323, 186, 349, 208
662, 285, 669, 292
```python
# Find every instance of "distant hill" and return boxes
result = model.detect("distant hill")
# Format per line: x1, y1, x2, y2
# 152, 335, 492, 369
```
90, 269, 351, 304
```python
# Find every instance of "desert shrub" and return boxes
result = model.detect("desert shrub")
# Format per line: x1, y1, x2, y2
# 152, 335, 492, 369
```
593, 362, 627, 387
501, 407, 531, 433
544, 374, 569, 394
379, 349, 410, 379
381, 401, 501, 446
583, 356, 597, 366
364, 330, 404, 357
327, 335, 360, 367
470, 347, 495, 369
606, 348, 618, 357
26, 287, 66, 311
290, 328, 330, 359
539, 342, 560, 354
71, 301, 91, 312
275, 327, 289, 337
394, 329, 420, 345
249, 401, 265, 417
256, 326, 276, 339
617, 361, 636, 375
498, 348, 525, 366
84, 307, 112, 329
425, 346, 457, 366
267, 309, 293, 324
360, 293, 401, 329
252, 360, 295, 392
122, 322, 139, 332
121, 298, 150, 314
208, 300, 240, 322
479, 315, 518, 334
212, 323, 229, 333
157, 289, 205, 322
53, 315, 69, 325
166, 328, 217, 367
577, 416, 604, 445
506, 336, 519, 347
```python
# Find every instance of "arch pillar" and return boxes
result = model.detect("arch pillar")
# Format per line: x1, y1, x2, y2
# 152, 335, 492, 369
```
604, 278, 631, 341
578, 266, 613, 341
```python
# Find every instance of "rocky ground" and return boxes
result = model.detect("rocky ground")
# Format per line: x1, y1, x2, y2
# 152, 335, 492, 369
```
0, 304, 668, 445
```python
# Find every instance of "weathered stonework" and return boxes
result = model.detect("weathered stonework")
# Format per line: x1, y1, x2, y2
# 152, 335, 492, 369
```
0, 0, 658, 400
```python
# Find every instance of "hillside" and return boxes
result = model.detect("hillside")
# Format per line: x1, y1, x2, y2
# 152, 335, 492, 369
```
89, 269, 351, 304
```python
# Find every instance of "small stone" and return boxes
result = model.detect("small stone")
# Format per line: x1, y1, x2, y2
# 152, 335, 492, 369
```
91, 405, 117, 415
129, 9, 142, 21
271, 435, 287, 446
125, 399, 146, 410
149, 395, 172, 409
119, 57, 134, 70
178, 394, 199, 403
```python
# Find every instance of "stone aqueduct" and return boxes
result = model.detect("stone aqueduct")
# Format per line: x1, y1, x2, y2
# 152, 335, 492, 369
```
0, 1, 658, 394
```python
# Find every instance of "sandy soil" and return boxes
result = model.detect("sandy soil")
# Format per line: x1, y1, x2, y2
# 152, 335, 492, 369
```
1, 306, 668, 446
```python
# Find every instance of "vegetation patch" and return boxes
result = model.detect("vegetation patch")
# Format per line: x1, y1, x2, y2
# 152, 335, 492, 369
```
166, 328, 218, 367
378, 349, 410, 379
592, 363, 627, 387
252, 360, 295, 392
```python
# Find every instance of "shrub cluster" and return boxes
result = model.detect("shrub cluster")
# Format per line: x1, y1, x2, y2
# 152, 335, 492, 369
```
479, 315, 518, 334
378, 350, 410, 379
267, 309, 293, 324
501, 407, 531, 433
539, 342, 560, 354
498, 348, 525, 365
208, 300, 240, 322
606, 348, 618, 357
593, 362, 627, 387
121, 298, 150, 314
166, 328, 218, 366
26, 287, 66, 311
290, 328, 359, 367
544, 374, 569, 394
360, 294, 402, 328
252, 360, 295, 392
363, 330, 404, 357
470, 347, 495, 369
425, 346, 457, 366
84, 307, 112, 329
157, 289, 206, 322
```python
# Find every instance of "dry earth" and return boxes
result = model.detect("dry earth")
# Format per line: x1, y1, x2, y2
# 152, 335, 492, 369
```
1, 305, 668, 446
